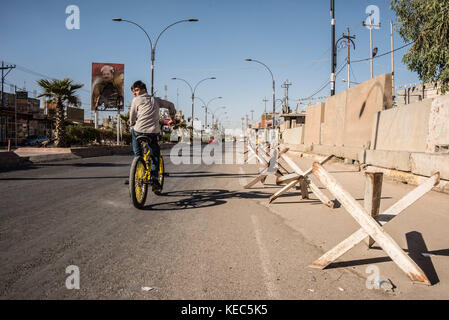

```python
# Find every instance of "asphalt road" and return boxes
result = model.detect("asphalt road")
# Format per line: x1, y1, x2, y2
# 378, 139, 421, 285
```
0, 149, 387, 299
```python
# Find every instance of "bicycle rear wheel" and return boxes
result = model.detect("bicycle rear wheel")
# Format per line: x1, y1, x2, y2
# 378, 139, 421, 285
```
129, 156, 148, 209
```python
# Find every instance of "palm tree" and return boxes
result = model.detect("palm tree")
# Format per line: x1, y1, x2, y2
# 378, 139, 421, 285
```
120, 111, 130, 133
37, 78, 84, 147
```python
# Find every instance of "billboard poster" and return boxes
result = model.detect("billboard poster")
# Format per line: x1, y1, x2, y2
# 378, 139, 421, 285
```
91, 62, 124, 110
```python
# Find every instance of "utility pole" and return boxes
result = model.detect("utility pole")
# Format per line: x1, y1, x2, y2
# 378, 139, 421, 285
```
1, 61, 16, 107
245, 114, 248, 129
390, 20, 395, 99
330, 0, 336, 96
340, 28, 356, 89
281, 80, 292, 113
250, 109, 254, 124
262, 97, 268, 129
363, 13, 381, 79
164, 85, 168, 100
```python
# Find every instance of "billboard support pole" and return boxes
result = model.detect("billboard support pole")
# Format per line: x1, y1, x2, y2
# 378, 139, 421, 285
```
117, 108, 120, 145
14, 86, 17, 147
94, 109, 98, 129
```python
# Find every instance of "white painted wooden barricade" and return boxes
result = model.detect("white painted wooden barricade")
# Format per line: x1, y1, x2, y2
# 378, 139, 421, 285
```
309, 162, 440, 285
268, 154, 335, 208
244, 143, 288, 189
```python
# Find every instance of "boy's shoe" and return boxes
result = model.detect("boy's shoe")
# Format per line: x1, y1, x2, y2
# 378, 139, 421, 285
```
151, 177, 162, 195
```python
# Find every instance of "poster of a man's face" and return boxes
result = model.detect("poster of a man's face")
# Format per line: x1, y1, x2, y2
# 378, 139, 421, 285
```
91, 62, 124, 110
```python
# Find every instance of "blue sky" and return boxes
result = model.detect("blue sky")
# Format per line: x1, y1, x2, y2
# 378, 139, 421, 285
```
0, 0, 420, 128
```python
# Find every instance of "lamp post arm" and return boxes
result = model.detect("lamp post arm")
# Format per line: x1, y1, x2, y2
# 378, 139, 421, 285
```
121, 19, 153, 49
194, 96, 207, 106
154, 19, 191, 53
194, 77, 214, 94
206, 97, 221, 108
251, 59, 274, 83
173, 78, 194, 94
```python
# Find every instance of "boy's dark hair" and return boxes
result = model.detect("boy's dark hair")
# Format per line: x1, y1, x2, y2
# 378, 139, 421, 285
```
131, 80, 147, 92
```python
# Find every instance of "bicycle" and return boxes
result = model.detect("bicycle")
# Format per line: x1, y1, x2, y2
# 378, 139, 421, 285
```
129, 135, 165, 209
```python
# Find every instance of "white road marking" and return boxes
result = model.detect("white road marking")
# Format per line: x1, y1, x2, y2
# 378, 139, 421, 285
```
251, 214, 280, 299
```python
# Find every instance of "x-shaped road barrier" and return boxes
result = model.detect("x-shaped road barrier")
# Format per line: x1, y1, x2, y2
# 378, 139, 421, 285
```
309, 162, 440, 285
244, 143, 289, 189
268, 154, 335, 208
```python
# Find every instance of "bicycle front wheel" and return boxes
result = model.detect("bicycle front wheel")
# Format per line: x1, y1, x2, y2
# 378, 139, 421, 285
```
129, 156, 148, 209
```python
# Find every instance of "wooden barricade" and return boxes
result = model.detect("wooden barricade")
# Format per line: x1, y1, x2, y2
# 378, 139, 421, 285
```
309, 162, 440, 285
244, 143, 289, 189
268, 154, 335, 208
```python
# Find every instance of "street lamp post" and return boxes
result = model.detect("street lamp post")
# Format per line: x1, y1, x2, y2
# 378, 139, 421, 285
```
245, 58, 276, 128
195, 96, 222, 128
215, 111, 227, 126
113, 18, 198, 95
172, 77, 216, 135
210, 106, 226, 129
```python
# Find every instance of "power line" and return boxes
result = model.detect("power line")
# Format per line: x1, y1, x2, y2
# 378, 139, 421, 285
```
2, 59, 91, 95
351, 42, 413, 63
303, 62, 348, 100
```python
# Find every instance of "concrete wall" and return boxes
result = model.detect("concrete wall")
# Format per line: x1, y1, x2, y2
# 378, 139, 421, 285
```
304, 102, 324, 145
282, 126, 304, 145
372, 99, 432, 152
321, 73, 393, 148
321, 90, 346, 147
426, 95, 449, 153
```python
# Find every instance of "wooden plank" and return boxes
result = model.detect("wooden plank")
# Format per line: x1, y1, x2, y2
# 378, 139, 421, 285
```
281, 154, 334, 207
363, 172, 383, 247
310, 172, 440, 274
244, 174, 268, 189
378, 172, 440, 225
269, 179, 300, 204
277, 173, 301, 184
300, 177, 309, 199
310, 228, 367, 269
306, 178, 334, 208
312, 163, 431, 285
248, 144, 266, 164
269, 155, 334, 204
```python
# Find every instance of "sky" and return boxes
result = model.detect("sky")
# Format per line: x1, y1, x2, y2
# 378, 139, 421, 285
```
0, 0, 421, 128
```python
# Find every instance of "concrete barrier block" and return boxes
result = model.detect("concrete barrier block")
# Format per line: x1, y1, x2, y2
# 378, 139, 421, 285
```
312, 144, 334, 156
339, 146, 364, 162
283, 143, 312, 153
411, 153, 449, 180
365, 150, 411, 172
0, 152, 31, 171
312, 145, 364, 162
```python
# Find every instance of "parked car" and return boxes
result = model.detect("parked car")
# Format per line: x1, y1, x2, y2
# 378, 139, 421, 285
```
24, 135, 50, 147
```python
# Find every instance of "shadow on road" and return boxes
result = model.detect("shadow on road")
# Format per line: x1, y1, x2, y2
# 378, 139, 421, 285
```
325, 231, 448, 285
144, 188, 271, 211
0, 176, 128, 181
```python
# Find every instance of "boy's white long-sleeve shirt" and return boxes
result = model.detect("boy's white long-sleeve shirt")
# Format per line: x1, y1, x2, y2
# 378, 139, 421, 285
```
129, 93, 175, 134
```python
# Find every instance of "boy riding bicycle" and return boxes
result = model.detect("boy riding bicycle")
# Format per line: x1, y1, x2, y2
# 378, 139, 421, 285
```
129, 80, 176, 192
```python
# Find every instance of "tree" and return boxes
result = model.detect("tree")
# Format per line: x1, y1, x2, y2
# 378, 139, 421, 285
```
37, 78, 84, 147
391, 0, 449, 93
120, 111, 130, 133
